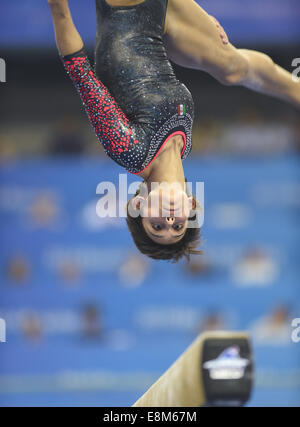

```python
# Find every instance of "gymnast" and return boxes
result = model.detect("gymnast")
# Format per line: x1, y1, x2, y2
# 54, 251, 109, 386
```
48, 0, 300, 262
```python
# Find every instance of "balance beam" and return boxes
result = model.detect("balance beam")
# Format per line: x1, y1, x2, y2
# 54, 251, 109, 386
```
133, 331, 253, 407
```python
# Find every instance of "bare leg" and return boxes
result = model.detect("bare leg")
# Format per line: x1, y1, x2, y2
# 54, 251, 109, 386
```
48, 0, 83, 56
164, 0, 300, 108
238, 49, 300, 107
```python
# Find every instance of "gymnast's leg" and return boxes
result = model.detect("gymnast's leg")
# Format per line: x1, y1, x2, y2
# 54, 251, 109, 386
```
163, 0, 300, 108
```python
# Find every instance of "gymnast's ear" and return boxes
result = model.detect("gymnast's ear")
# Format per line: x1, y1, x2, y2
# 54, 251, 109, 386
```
188, 196, 197, 211
130, 195, 146, 212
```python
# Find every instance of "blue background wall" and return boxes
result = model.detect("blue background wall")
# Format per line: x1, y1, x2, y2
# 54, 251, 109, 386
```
1, 0, 300, 47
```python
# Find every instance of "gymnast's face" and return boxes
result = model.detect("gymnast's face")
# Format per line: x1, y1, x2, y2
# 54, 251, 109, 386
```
131, 183, 195, 245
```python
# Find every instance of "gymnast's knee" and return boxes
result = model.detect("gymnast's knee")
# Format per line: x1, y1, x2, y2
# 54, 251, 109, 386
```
216, 50, 249, 86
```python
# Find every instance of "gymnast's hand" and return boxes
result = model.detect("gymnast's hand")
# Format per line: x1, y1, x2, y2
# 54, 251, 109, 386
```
48, 0, 84, 56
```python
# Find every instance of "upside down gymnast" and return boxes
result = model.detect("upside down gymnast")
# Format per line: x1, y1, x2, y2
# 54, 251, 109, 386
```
48, 0, 300, 262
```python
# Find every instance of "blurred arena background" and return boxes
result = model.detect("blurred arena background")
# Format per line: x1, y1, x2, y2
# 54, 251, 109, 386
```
0, 0, 300, 407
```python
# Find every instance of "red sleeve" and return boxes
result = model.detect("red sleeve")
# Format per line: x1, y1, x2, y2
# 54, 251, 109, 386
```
61, 49, 140, 159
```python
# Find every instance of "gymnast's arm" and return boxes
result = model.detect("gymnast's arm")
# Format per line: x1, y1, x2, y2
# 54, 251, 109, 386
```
48, 0, 83, 56
48, 0, 139, 157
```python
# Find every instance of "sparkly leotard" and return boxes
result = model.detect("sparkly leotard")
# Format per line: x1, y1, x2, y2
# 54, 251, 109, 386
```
61, 0, 194, 174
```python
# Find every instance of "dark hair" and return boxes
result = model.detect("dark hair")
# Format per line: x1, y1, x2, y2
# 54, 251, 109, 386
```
126, 184, 203, 263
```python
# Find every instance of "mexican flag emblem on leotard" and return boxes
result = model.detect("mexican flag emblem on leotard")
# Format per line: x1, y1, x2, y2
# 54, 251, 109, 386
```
178, 104, 186, 117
